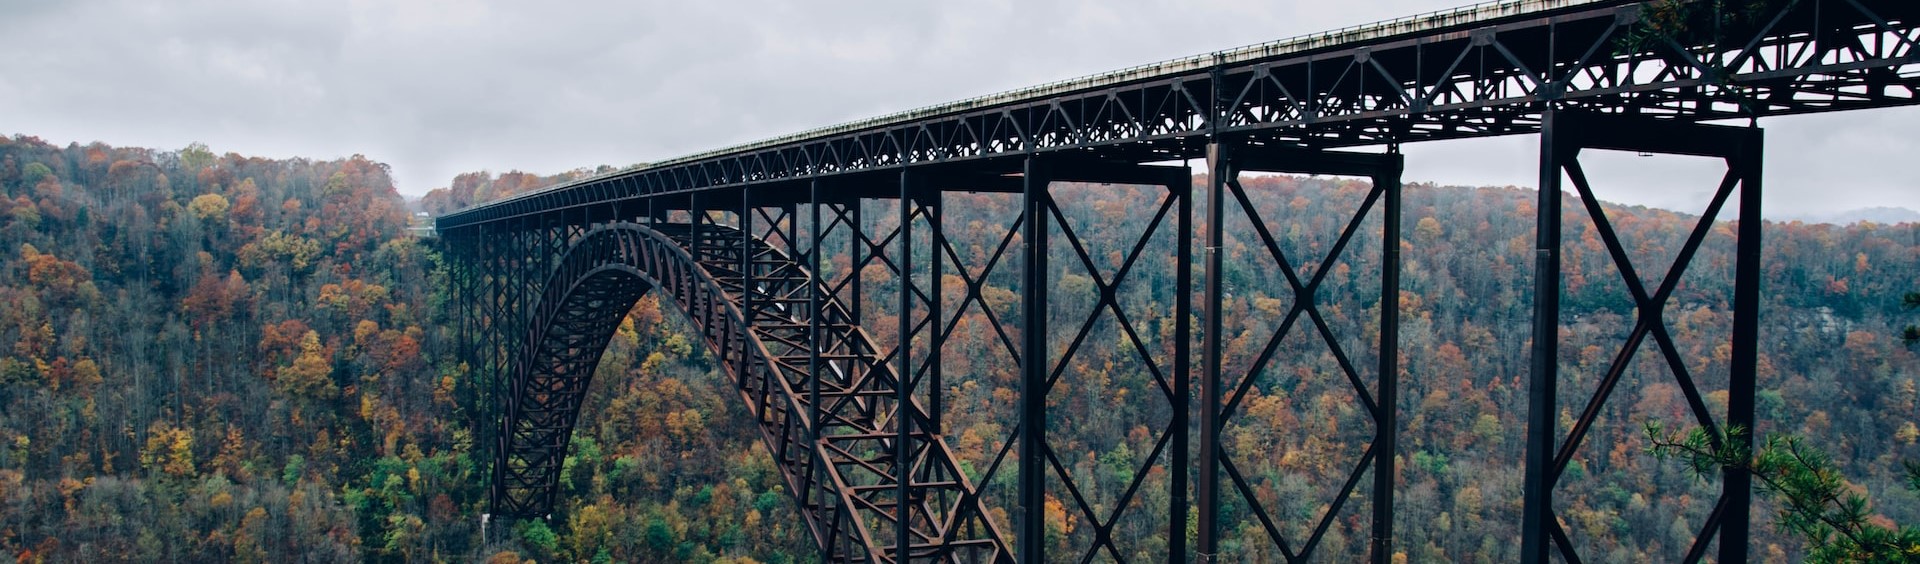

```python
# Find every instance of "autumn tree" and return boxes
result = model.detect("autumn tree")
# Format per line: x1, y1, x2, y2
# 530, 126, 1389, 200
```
187, 193, 229, 222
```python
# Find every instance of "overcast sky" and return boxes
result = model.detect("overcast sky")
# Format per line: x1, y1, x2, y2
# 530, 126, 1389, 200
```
2, 0, 1916, 218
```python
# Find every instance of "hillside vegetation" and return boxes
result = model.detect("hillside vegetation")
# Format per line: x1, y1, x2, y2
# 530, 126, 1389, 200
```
0, 135, 1914, 562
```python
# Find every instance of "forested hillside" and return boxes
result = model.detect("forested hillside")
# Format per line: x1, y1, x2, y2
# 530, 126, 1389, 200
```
0, 134, 1914, 563
0, 136, 797, 562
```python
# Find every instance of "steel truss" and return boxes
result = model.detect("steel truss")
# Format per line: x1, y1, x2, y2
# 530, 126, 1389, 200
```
438, 0, 1914, 231
429, 0, 1906, 561
1522, 110, 1762, 564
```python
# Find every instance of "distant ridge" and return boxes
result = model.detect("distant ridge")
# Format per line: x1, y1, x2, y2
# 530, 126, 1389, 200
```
1778, 206, 1920, 225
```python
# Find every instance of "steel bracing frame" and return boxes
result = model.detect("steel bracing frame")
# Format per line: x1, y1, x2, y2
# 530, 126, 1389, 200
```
433, 0, 1918, 561
1197, 144, 1403, 564
1010, 159, 1196, 563
1522, 109, 1762, 564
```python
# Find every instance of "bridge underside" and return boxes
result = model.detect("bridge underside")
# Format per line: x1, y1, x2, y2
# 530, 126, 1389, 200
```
437, 0, 1918, 561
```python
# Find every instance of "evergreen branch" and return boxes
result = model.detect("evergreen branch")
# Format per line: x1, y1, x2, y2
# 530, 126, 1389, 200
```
1645, 422, 1920, 562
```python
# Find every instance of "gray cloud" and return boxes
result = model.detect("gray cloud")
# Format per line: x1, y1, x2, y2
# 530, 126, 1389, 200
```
2, 0, 1914, 217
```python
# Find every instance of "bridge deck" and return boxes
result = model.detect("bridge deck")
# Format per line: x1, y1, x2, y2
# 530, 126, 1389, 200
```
439, 0, 1919, 231
440, 0, 1618, 227
634, 0, 1612, 171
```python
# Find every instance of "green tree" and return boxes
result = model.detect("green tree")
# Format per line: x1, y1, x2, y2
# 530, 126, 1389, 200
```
516, 519, 560, 559
1647, 423, 1920, 562
19, 161, 52, 187
1901, 291, 1919, 346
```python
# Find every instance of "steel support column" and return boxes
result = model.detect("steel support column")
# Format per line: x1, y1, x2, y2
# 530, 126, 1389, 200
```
895, 170, 914, 560
1725, 136, 1763, 564
743, 188, 758, 418
478, 221, 501, 519
1198, 143, 1229, 562
1171, 163, 1193, 564
1523, 114, 1563, 563
927, 187, 944, 437
1018, 157, 1050, 563
851, 201, 863, 337
1371, 151, 1401, 564
798, 183, 823, 545
808, 180, 825, 511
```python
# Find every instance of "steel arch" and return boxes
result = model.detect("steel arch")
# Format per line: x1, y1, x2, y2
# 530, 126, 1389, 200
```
491, 220, 1011, 563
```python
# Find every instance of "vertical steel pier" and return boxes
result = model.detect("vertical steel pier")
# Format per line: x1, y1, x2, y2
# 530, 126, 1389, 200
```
1522, 110, 1763, 564
1198, 141, 1404, 563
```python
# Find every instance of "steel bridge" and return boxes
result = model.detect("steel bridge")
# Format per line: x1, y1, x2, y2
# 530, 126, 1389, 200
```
438, 0, 1920, 561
